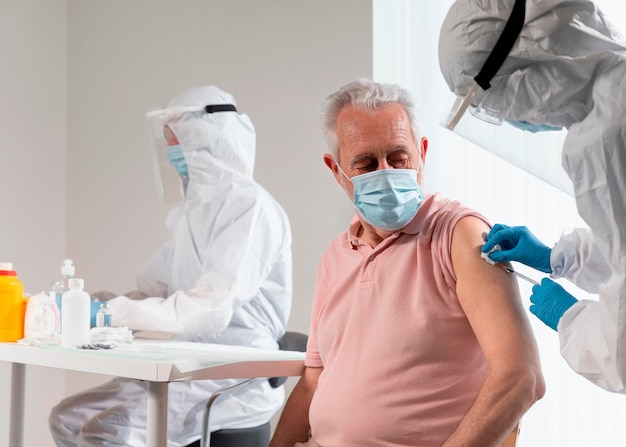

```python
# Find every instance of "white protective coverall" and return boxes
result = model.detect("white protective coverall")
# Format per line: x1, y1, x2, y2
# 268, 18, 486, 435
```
49, 86, 293, 446
439, 0, 626, 393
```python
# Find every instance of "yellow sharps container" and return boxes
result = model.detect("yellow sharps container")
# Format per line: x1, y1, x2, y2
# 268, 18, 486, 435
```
0, 262, 25, 341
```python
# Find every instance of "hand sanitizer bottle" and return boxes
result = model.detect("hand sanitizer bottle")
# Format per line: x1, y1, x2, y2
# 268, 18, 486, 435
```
50, 259, 75, 310
61, 278, 91, 348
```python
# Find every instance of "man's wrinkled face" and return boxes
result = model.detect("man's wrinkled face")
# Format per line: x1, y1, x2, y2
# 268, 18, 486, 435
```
331, 103, 426, 197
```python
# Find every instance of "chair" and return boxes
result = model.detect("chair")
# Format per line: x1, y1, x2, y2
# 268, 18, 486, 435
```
501, 423, 520, 447
185, 331, 308, 447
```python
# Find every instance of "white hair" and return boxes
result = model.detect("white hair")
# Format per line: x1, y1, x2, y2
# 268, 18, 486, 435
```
321, 78, 424, 159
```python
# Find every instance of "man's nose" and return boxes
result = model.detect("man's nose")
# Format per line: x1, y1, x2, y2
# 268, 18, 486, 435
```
376, 160, 393, 170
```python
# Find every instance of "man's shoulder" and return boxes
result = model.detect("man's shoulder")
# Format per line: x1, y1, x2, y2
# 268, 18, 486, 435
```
405, 193, 486, 236
424, 192, 476, 215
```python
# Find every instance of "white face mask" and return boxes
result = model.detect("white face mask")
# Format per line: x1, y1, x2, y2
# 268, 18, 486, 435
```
338, 166, 424, 231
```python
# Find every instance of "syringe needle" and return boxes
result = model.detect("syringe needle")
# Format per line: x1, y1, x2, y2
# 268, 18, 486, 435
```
497, 264, 539, 285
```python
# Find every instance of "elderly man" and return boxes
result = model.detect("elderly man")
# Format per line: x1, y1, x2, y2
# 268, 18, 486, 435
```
49, 85, 293, 447
269, 79, 544, 447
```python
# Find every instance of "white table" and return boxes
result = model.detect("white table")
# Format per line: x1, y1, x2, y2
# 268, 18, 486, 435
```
0, 339, 305, 447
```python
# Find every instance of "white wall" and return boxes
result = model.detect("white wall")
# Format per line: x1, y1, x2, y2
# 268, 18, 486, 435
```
0, 1, 67, 446
66, 0, 372, 332
0, 1, 372, 446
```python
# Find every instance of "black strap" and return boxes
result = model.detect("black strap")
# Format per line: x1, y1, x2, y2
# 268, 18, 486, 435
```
474, 0, 526, 90
204, 104, 237, 114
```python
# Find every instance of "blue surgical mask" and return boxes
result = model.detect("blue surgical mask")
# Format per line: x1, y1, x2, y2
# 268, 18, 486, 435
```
505, 120, 563, 133
166, 144, 188, 177
339, 167, 424, 231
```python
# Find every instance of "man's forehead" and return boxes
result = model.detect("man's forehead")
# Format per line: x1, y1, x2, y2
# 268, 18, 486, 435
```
338, 104, 412, 138
340, 105, 414, 140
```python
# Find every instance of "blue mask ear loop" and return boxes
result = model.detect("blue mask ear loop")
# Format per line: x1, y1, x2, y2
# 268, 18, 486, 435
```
335, 161, 352, 183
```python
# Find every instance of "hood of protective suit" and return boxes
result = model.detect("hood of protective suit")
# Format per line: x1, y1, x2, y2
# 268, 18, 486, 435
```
136, 86, 292, 342
438, 0, 626, 128
167, 85, 256, 183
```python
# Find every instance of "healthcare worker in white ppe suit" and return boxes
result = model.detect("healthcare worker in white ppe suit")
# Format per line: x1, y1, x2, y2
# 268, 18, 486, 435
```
48, 85, 293, 446
439, 0, 626, 393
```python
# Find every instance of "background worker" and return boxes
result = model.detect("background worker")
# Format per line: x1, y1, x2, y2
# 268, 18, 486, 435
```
48, 85, 293, 447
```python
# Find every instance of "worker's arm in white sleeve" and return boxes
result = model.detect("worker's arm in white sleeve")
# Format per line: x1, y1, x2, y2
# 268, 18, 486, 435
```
106, 282, 236, 334
107, 197, 290, 335
558, 268, 626, 393
551, 227, 612, 292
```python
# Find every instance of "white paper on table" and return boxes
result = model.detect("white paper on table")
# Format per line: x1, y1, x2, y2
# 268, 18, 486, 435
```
36, 339, 305, 374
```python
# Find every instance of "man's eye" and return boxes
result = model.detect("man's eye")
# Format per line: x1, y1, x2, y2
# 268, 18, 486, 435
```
355, 163, 377, 173
353, 159, 378, 171
390, 159, 409, 168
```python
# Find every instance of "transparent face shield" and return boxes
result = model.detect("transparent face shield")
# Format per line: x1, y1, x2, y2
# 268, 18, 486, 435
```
439, 0, 572, 196
146, 106, 200, 203
441, 77, 509, 130
145, 104, 238, 203
441, 0, 526, 131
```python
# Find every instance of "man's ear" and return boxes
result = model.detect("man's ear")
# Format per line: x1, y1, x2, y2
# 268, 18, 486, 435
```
420, 137, 429, 163
323, 153, 342, 184
417, 137, 429, 185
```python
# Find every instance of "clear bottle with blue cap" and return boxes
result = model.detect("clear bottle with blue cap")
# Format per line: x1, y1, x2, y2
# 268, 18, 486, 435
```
96, 302, 112, 328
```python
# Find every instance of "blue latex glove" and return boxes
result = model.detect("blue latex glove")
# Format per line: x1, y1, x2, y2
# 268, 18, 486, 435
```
530, 278, 578, 331
482, 224, 552, 273
90, 301, 100, 327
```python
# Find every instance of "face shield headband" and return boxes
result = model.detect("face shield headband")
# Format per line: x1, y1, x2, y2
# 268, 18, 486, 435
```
146, 103, 238, 203
442, 0, 526, 130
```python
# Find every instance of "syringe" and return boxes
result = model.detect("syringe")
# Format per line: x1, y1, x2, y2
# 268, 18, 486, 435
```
496, 263, 539, 285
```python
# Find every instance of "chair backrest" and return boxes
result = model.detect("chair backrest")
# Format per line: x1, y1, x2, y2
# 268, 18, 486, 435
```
501, 423, 520, 447
269, 331, 308, 388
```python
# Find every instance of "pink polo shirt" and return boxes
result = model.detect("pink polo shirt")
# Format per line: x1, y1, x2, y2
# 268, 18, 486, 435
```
306, 193, 490, 447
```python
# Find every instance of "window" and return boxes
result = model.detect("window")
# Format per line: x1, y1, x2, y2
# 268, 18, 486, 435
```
374, 1, 626, 445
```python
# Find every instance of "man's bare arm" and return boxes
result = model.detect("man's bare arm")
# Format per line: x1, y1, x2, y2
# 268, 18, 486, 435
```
269, 366, 322, 447
442, 216, 545, 447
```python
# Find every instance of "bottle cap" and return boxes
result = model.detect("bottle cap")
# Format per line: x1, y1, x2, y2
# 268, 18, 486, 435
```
68, 278, 84, 290
61, 259, 75, 277
0, 262, 16, 276
0, 262, 13, 271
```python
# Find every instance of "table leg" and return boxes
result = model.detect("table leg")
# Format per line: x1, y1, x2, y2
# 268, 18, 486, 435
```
147, 381, 168, 447
10, 363, 25, 447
